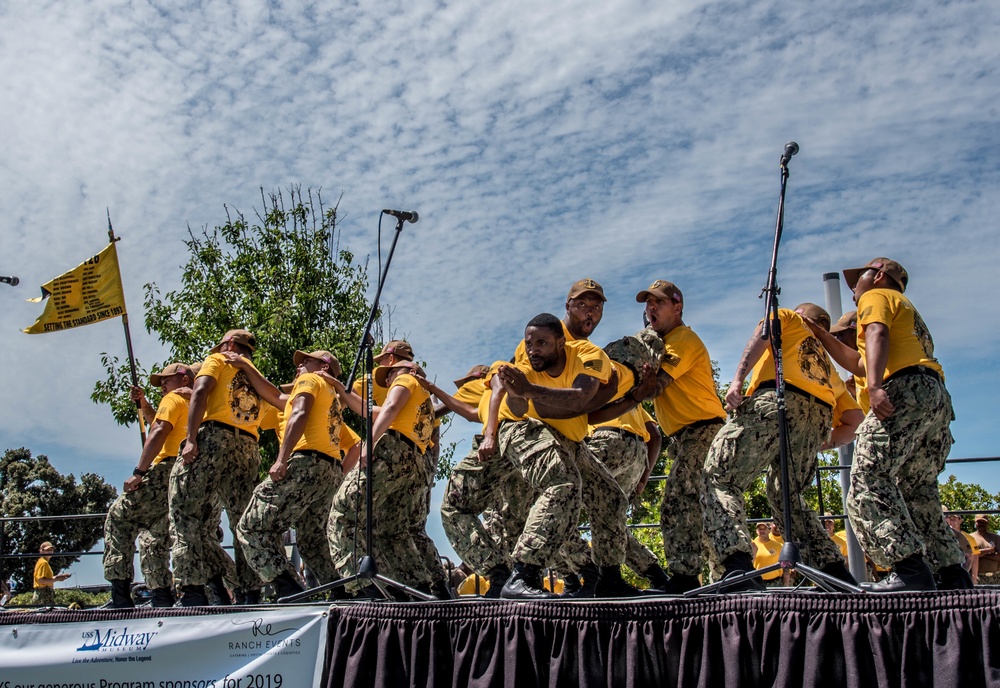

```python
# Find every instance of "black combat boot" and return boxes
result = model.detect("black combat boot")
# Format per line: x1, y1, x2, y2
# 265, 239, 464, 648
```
272, 571, 306, 600
719, 552, 766, 592
561, 573, 582, 596
206, 574, 231, 605
937, 564, 974, 590
483, 564, 512, 599
177, 585, 209, 607
500, 563, 557, 599
862, 554, 936, 592
151, 587, 175, 607
595, 565, 642, 597
562, 563, 599, 598
819, 561, 859, 587
430, 579, 455, 600
666, 573, 702, 594
107, 579, 135, 609
640, 564, 672, 594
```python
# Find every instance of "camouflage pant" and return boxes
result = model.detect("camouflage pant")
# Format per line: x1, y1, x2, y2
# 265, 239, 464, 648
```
443, 418, 625, 569
329, 432, 440, 588
31, 587, 55, 605
703, 389, 844, 569
849, 374, 963, 570
237, 451, 342, 585
103, 456, 174, 589
587, 428, 659, 573
660, 422, 721, 576
169, 423, 261, 589
414, 450, 446, 584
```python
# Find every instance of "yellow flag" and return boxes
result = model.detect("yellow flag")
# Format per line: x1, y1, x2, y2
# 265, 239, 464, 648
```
23, 242, 127, 334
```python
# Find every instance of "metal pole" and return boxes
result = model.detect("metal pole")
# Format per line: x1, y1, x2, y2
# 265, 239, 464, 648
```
823, 271, 867, 582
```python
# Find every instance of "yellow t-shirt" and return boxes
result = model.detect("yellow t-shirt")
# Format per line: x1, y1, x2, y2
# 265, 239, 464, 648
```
197, 353, 262, 437
654, 325, 725, 436
352, 375, 389, 406
385, 373, 435, 452
475, 361, 509, 430
453, 378, 488, 406
283, 372, 342, 458
258, 401, 282, 435
752, 537, 783, 580
591, 404, 654, 442
495, 340, 612, 443
457, 573, 490, 596
831, 531, 849, 559
831, 370, 862, 428
152, 391, 190, 464
339, 424, 361, 454
856, 289, 944, 400
33, 558, 54, 589
746, 309, 836, 406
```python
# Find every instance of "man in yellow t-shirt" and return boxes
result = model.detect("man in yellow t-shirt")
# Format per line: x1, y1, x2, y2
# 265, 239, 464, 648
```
752, 523, 784, 582
808, 258, 966, 592
330, 359, 449, 597
172, 329, 263, 606
703, 303, 856, 590
104, 362, 195, 608
472, 313, 630, 599
32, 541, 70, 605
351, 339, 414, 407
233, 350, 346, 600
636, 280, 725, 592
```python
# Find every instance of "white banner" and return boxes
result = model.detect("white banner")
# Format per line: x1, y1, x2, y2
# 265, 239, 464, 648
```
0, 606, 329, 688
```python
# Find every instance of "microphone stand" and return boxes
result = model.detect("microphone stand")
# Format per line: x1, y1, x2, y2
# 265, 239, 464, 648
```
687, 145, 861, 595
280, 214, 433, 603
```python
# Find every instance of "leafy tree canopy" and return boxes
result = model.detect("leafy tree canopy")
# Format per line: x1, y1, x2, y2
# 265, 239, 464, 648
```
92, 187, 374, 470
0, 448, 116, 591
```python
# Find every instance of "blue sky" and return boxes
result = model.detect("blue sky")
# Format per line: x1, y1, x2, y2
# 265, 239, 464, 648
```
1, 0, 998, 585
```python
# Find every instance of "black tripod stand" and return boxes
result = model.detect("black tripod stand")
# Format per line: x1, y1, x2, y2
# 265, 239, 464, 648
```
687, 143, 861, 595
280, 211, 433, 603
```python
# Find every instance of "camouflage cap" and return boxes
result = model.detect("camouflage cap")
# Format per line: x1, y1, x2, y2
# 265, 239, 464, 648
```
635, 280, 683, 304
567, 278, 606, 302
843, 257, 909, 293
603, 328, 665, 388
829, 310, 858, 335
794, 303, 831, 332
293, 349, 340, 372
374, 360, 422, 387
374, 339, 414, 363
149, 362, 194, 387
454, 364, 490, 389
210, 329, 257, 353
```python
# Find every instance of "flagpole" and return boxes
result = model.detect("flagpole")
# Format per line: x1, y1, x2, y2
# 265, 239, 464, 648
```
108, 210, 147, 448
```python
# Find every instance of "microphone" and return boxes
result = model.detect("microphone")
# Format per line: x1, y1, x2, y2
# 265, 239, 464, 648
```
0, 275, 19, 286
779, 141, 799, 167
382, 209, 419, 223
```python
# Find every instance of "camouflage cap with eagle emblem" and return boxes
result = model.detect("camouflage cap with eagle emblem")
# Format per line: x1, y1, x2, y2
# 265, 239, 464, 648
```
635, 280, 683, 304
566, 278, 606, 302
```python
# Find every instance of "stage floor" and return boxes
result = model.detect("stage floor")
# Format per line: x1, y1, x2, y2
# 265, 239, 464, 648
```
4, 589, 999, 687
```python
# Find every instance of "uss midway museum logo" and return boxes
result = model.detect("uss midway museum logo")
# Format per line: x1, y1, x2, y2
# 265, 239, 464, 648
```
73, 626, 158, 664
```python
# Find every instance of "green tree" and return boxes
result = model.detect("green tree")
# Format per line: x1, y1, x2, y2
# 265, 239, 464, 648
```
0, 448, 117, 591
92, 186, 374, 473
939, 474, 1000, 531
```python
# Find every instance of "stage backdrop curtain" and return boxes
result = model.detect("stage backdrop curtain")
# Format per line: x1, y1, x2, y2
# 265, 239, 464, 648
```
324, 590, 1000, 688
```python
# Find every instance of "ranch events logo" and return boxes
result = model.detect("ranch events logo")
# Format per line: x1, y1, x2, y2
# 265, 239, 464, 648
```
77, 626, 159, 653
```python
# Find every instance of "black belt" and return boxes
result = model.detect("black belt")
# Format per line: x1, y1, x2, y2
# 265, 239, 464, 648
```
669, 417, 724, 442
885, 365, 942, 385
201, 420, 256, 440
386, 429, 422, 453
592, 427, 643, 443
297, 449, 339, 465
755, 380, 833, 411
